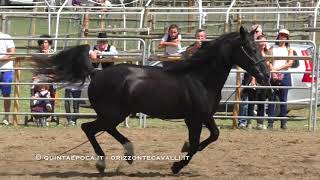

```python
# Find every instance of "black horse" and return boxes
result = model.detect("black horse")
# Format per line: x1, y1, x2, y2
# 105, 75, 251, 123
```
33, 27, 270, 174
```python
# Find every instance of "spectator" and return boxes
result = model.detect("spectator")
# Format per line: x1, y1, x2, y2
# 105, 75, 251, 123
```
37, 34, 54, 54
72, 0, 81, 6
251, 23, 270, 49
267, 29, 293, 130
159, 24, 182, 56
238, 24, 268, 129
0, 32, 16, 125
97, 0, 112, 8
64, 83, 82, 126
238, 34, 270, 130
183, 29, 207, 59
94, 0, 112, 15
158, 24, 182, 67
32, 84, 52, 112
89, 32, 118, 69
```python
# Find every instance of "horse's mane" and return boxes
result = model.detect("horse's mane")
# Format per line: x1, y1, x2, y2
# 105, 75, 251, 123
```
165, 32, 239, 73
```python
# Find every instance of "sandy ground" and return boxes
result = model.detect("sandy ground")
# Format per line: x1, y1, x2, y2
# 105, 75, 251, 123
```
0, 125, 320, 180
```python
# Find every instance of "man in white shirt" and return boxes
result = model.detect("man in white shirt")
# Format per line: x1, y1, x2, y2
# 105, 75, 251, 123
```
0, 32, 16, 125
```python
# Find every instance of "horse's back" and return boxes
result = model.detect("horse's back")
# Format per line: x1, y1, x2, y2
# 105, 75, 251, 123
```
88, 64, 194, 119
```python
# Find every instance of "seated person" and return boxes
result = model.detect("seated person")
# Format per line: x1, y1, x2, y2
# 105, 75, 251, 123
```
89, 32, 118, 69
32, 84, 52, 112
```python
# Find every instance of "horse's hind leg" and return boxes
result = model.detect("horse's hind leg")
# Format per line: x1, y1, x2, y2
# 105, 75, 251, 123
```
107, 127, 134, 164
171, 118, 202, 174
198, 118, 219, 151
81, 120, 106, 173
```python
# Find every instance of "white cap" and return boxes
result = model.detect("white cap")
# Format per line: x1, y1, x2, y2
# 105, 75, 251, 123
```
251, 24, 262, 32
278, 29, 290, 35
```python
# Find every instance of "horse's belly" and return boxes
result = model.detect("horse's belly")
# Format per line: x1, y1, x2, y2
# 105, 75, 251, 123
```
129, 94, 188, 119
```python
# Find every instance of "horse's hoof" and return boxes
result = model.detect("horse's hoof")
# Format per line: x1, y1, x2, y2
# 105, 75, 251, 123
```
181, 141, 189, 152
123, 142, 134, 165
171, 162, 182, 174
96, 163, 105, 174
125, 154, 134, 165
95, 157, 106, 174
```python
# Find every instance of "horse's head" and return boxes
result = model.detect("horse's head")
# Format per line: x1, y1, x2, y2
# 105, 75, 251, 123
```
234, 26, 270, 86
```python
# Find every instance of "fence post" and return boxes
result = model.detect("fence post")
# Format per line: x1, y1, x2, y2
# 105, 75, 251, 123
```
232, 12, 242, 129
13, 57, 22, 126
187, 0, 194, 33
1, 14, 6, 33
82, 10, 89, 44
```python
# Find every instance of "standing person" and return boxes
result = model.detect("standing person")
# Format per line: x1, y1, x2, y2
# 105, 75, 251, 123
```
238, 24, 268, 129
159, 24, 182, 56
159, 24, 182, 67
37, 34, 54, 54
95, 0, 112, 7
251, 23, 271, 49
238, 34, 270, 130
0, 32, 16, 125
89, 32, 118, 69
64, 84, 82, 126
72, 0, 81, 6
183, 29, 207, 59
251, 24, 263, 39
267, 29, 293, 129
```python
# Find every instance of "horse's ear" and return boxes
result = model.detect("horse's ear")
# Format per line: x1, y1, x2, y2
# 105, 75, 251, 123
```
239, 26, 249, 41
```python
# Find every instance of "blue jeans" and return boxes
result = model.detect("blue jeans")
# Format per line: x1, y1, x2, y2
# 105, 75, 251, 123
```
268, 73, 291, 124
65, 89, 81, 122
239, 88, 266, 125
238, 95, 249, 125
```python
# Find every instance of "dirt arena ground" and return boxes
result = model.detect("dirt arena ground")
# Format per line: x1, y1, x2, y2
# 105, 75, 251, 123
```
0, 125, 320, 180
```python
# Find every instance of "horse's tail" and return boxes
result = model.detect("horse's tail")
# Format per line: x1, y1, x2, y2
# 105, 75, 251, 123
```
32, 44, 95, 84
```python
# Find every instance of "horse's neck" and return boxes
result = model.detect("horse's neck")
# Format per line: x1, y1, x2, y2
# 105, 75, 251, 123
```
191, 60, 232, 91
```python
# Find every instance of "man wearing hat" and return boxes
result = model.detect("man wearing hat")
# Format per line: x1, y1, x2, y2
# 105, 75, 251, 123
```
89, 32, 118, 69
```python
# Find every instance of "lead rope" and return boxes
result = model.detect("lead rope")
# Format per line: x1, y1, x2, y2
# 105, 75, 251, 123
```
55, 131, 105, 157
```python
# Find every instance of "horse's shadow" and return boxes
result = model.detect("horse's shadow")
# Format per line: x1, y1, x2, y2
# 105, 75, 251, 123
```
28, 171, 199, 178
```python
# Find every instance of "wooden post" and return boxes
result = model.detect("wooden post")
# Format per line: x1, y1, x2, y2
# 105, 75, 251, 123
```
232, 13, 242, 129
1, 14, 6, 33
28, 7, 37, 54
64, 18, 72, 48
82, 10, 89, 44
100, 14, 106, 30
13, 57, 22, 126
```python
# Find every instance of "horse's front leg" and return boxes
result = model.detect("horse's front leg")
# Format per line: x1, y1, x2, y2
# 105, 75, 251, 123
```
171, 118, 202, 174
81, 120, 106, 173
181, 118, 219, 152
